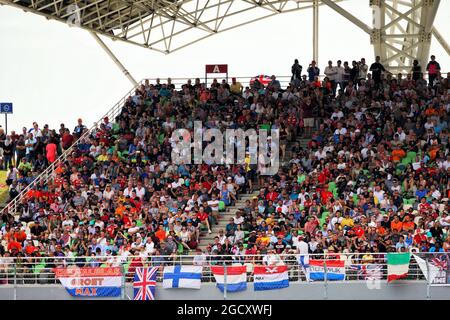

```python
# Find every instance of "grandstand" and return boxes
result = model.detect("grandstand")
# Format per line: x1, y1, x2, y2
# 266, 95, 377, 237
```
0, 0, 449, 301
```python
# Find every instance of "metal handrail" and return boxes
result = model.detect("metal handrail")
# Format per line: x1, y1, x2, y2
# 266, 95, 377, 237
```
0, 252, 440, 284
143, 71, 446, 88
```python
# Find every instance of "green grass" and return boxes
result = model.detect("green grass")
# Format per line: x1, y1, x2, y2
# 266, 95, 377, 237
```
0, 171, 9, 206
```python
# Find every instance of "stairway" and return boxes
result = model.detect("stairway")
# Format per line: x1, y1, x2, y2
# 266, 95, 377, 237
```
195, 133, 313, 252
196, 191, 259, 251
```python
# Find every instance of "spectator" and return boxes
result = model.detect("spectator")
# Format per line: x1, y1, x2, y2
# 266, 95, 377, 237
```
426, 55, 441, 87
307, 60, 320, 82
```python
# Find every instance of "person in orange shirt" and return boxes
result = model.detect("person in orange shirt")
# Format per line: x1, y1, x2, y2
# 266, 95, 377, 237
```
256, 231, 271, 247
402, 216, 415, 232
155, 224, 167, 242
14, 227, 27, 243
429, 147, 439, 160
424, 107, 437, 117
376, 221, 387, 237
115, 202, 126, 218
7, 240, 22, 253
391, 145, 406, 162
391, 215, 403, 233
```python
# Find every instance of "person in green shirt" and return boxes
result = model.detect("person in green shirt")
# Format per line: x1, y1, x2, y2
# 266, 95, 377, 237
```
17, 157, 33, 175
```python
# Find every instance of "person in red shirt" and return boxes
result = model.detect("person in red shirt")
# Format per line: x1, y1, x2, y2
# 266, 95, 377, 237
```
413, 229, 427, 245
8, 240, 22, 254
106, 219, 118, 237
266, 186, 278, 202
352, 222, 365, 238
155, 224, 167, 242
196, 208, 212, 234
61, 128, 74, 151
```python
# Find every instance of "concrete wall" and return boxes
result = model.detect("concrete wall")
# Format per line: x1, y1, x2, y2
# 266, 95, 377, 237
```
0, 281, 448, 300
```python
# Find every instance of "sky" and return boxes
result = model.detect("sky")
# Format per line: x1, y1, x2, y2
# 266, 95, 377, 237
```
0, 0, 449, 134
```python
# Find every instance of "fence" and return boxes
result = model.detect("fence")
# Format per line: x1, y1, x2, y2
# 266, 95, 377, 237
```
0, 252, 445, 285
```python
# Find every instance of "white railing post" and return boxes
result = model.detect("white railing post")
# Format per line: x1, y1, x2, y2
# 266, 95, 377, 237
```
13, 262, 17, 301
323, 260, 328, 300
223, 262, 227, 300
426, 258, 431, 300
121, 263, 126, 300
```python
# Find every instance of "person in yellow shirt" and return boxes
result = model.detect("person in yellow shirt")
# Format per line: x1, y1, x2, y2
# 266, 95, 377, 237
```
257, 231, 271, 246
230, 77, 243, 95
341, 212, 354, 228
97, 149, 109, 162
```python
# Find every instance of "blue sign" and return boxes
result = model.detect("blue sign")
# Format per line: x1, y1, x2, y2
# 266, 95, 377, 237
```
0, 103, 13, 114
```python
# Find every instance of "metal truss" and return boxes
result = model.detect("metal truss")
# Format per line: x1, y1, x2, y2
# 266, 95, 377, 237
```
0, 0, 448, 73
370, 0, 446, 73
0, 0, 343, 55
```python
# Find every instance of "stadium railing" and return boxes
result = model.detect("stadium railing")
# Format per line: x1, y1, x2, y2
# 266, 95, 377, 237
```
0, 252, 445, 285
1, 79, 145, 217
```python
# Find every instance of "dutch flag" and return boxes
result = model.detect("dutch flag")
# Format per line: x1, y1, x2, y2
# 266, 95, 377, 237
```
253, 265, 289, 291
211, 265, 247, 292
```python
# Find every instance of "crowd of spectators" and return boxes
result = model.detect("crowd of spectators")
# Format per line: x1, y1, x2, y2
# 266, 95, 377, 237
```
0, 55, 448, 271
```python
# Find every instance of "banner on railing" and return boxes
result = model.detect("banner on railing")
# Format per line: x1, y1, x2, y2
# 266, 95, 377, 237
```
306, 260, 346, 281
387, 253, 411, 282
414, 253, 449, 286
163, 266, 202, 289
253, 265, 289, 291
211, 265, 247, 292
54, 267, 122, 297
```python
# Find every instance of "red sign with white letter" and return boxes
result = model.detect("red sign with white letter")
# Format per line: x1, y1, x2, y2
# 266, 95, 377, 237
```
205, 64, 228, 74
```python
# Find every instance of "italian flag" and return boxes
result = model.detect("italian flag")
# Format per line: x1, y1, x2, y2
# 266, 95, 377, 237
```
387, 253, 411, 282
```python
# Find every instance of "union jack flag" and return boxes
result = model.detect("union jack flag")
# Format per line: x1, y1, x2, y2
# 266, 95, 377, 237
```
133, 267, 158, 300
249, 75, 272, 86
430, 257, 448, 271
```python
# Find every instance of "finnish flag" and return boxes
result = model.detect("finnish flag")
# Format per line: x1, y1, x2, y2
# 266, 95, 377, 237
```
163, 266, 202, 289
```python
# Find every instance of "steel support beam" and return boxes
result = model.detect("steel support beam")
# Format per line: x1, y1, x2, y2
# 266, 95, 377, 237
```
320, 0, 372, 34
313, 0, 319, 63
432, 27, 450, 57
90, 32, 138, 87
371, 0, 387, 63
416, 0, 440, 69
0, 0, 445, 73
370, 0, 441, 73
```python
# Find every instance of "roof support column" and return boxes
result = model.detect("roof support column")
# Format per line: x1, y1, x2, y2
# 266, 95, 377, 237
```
90, 31, 138, 87
313, 0, 319, 64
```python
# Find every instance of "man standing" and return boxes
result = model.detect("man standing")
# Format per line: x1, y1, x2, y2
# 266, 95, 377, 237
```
25, 132, 36, 163
358, 58, 368, 85
291, 59, 303, 82
411, 59, 422, 81
335, 60, 345, 93
426, 55, 441, 87
324, 60, 337, 96
73, 118, 86, 139
369, 56, 386, 87
307, 60, 320, 82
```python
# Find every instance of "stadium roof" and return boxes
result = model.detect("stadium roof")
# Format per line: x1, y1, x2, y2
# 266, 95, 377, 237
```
0, 0, 343, 54
1, 0, 448, 74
